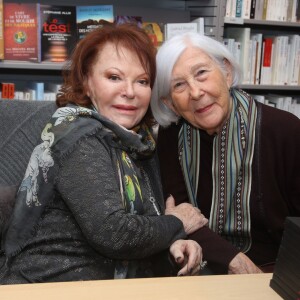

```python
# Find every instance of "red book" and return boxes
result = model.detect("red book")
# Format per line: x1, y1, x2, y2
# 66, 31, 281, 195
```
0, 0, 4, 60
7, 83, 15, 99
3, 3, 40, 62
262, 38, 273, 67
1, 83, 9, 99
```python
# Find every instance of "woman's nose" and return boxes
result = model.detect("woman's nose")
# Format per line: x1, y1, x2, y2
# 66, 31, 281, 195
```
122, 82, 135, 99
189, 80, 203, 100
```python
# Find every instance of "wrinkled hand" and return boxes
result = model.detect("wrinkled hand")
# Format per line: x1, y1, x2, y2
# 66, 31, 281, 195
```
170, 239, 203, 276
165, 195, 208, 234
228, 252, 263, 274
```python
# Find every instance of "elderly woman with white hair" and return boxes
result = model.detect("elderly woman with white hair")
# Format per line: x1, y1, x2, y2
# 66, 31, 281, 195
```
151, 33, 300, 274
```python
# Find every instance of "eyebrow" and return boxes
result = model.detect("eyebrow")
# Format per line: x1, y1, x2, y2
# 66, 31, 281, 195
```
171, 62, 208, 82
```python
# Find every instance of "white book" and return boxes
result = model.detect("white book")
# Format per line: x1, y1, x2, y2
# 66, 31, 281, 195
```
282, 96, 293, 112
290, 0, 297, 22
280, 36, 289, 85
225, 27, 251, 84
251, 33, 263, 84
249, 39, 256, 84
225, 0, 233, 17
267, 94, 284, 110
191, 17, 205, 35
255, 0, 264, 20
164, 23, 198, 40
233, 41, 241, 66
251, 94, 265, 104
242, 0, 251, 19
290, 35, 300, 85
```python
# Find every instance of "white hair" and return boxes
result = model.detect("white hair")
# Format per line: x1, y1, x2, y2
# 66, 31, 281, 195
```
150, 32, 242, 127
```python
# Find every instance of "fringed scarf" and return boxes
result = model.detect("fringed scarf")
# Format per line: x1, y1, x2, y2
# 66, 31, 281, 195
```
3, 104, 156, 261
178, 89, 257, 252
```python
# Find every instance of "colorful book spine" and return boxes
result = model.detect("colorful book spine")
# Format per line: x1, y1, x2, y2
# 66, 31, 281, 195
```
3, 2, 41, 62
76, 5, 113, 40
0, 82, 15, 99
0, 0, 3, 60
40, 5, 77, 62
142, 22, 164, 49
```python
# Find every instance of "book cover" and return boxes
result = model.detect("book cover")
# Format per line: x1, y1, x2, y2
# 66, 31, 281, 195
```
40, 5, 77, 62
142, 22, 164, 49
3, 3, 40, 62
76, 5, 113, 40
0, 0, 3, 60
115, 16, 142, 27
164, 22, 198, 41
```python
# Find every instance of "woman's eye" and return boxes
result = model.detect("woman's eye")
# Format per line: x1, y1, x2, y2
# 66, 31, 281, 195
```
196, 69, 207, 77
109, 75, 120, 81
138, 79, 149, 85
173, 82, 185, 90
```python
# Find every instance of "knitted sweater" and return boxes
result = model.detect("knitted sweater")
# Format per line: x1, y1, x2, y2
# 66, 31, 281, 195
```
0, 104, 186, 284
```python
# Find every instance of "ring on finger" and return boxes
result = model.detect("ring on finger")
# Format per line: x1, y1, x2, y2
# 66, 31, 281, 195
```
199, 260, 207, 270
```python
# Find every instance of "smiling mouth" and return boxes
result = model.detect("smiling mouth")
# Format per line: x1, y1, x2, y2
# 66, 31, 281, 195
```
113, 105, 137, 111
196, 104, 213, 113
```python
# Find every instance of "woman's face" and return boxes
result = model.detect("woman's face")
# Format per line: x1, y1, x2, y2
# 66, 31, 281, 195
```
87, 43, 151, 129
167, 46, 233, 135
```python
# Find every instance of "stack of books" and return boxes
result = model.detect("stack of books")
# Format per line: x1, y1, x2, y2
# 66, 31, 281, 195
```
270, 217, 300, 300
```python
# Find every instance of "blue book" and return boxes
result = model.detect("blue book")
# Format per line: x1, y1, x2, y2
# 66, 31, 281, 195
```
29, 81, 44, 101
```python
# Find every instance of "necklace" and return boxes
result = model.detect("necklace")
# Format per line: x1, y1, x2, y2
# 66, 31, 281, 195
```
141, 168, 161, 216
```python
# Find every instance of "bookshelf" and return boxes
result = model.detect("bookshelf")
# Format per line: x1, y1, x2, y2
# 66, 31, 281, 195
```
0, 0, 222, 99
221, 0, 300, 116
1, 0, 299, 108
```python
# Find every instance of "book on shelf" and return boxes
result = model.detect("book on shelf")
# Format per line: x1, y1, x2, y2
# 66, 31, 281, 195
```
76, 5, 114, 40
142, 22, 164, 49
288, 34, 300, 86
260, 37, 273, 85
0, 0, 3, 60
250, 0, 257, 19
190, 17, 205, 35
254, 0, 264, 20
28, 81, 44, 101
224, 27, 251, 84
40, 5, 77, 63
1, 82, 14, 99
164, 22, 198, 41
235, 0, 242, 18
3, 2, 41, 62
115, 16, 142, 27
242, 0, 252, 19
225, 0, 237, 18
251, 33, 263, 84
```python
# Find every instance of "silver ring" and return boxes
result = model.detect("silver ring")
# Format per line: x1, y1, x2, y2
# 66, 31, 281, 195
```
199, 260, 207, 270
